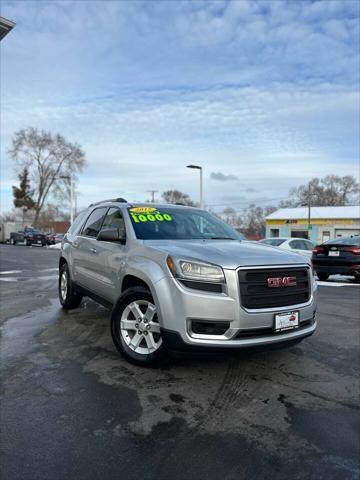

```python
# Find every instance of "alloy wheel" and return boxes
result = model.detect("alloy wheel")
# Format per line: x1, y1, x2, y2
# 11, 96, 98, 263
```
120, 300, 162, 355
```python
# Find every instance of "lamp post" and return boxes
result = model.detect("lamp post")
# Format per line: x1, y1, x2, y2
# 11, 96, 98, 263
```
186, 165, 203, 208
59, 175, 74, 224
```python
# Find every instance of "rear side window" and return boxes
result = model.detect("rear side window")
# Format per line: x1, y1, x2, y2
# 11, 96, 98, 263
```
289, 240, 303, 249
302, 240, 314, 250
263, 239, 285, 246
82, 208, 107, 238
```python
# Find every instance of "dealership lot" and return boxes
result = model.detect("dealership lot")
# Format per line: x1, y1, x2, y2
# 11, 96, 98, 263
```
0, 244, 359, 480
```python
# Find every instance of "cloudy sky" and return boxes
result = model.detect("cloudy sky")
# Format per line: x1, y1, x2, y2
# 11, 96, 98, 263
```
1, 0, 359, 213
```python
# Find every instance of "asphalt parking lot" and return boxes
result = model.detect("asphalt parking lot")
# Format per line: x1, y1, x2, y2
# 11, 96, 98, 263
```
0, 244, 359, 480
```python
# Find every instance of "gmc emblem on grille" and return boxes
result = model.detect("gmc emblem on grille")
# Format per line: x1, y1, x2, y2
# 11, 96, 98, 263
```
267, 276, 297, 288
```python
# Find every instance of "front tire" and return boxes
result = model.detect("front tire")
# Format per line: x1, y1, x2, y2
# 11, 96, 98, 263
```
59, 263, 82, 309
317, 272, 329, 281
10, 237, 16, 245
111, 287, 166, 366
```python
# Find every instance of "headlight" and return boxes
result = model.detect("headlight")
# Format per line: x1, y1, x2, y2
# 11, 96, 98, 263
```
167, 256, 225, 283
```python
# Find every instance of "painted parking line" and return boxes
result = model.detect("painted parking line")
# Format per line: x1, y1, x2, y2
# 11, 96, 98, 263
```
0, 270, 22, 275
0, 275, 58, 282
317, 281, 359, 287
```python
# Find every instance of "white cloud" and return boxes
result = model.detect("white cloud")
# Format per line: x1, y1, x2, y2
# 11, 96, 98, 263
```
0, 0, 359, 213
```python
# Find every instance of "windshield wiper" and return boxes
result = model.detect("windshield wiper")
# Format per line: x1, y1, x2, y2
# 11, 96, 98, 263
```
208, 236, 236, 240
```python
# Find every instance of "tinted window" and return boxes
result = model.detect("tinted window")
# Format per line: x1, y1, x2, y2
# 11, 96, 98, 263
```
260, 239, 286, 246
82, 208, 107, 238
325, 236, 360, 246
302, 240, 314, 250
101, 208, 126, 237
289, 240, 303, 249
68, 210, 88, 235
128, 207, 243, 241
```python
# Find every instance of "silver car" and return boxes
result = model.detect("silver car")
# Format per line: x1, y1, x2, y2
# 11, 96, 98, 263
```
59, 199, 317, 366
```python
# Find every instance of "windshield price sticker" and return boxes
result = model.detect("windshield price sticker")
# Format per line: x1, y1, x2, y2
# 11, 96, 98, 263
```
129, 207, 172, 223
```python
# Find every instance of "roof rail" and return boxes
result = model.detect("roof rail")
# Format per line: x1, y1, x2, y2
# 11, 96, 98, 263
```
88, 197, 127, 207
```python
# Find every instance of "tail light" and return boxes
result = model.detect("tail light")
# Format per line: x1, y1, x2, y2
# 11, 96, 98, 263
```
312, 246, 324, 255
346, 247, 360, 255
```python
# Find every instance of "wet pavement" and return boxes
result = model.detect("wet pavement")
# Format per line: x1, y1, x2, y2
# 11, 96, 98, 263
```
0, 244, 359, 480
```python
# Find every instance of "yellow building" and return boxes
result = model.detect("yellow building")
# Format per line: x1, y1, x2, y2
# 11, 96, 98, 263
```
266, 206, 360, 244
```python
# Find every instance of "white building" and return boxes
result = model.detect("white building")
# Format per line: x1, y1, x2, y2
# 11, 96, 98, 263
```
265, 206, 360, 244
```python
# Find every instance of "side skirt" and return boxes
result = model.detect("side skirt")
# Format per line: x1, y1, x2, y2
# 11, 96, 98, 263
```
73, 283, 114, 310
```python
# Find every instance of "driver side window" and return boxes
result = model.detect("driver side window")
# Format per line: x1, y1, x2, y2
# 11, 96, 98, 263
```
102, 208, 126, 238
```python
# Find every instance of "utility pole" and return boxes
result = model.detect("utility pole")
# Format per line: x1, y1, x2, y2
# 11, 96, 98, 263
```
147, 190, 158, 203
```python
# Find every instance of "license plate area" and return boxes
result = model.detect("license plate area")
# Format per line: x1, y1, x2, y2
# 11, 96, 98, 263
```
328, 251, 340, 256
275, 311, 299, 332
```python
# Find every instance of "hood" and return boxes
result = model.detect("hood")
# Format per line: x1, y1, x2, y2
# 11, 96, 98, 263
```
144, 240, 310, 269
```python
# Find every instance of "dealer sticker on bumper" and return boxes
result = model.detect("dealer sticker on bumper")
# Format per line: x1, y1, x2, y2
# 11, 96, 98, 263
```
275, 311, 299, 332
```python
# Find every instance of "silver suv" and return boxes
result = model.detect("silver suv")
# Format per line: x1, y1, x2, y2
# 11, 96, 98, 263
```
59, 199, 317, 365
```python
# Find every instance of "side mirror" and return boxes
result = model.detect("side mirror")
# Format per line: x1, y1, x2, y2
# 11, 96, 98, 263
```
97, 227, 125, 243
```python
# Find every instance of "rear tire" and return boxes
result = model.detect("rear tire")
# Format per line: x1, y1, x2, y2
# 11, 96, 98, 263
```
59, 263, 83, 309
354, 274, 360, 284
317, 272, 329, 281
111, 287, 167, 367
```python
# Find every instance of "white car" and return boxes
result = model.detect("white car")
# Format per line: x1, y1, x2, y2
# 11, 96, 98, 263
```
259, 237, 314, 258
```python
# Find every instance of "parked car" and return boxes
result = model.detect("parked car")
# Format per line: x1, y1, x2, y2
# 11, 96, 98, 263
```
55, 233, 65, 243
312, 235, 360, 282
10, 227, 47, 247
46, 233, 56, 245
58, 199, 317, 366
258, 237, 314, 258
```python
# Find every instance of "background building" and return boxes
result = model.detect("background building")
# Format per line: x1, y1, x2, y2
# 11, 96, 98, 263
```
265, 206, 360, 244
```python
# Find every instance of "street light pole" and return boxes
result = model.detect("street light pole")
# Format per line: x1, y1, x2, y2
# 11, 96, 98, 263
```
186, 165, 203, 208
59, 175, 74, 224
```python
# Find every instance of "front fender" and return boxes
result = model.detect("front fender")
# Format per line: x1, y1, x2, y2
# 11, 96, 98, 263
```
120, 256, 168, 325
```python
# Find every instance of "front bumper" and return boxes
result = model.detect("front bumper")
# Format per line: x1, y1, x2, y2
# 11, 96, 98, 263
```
153, 265, 317, 350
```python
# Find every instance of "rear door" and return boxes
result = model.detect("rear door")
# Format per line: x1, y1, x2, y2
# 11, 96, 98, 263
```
71, 207, 108, 290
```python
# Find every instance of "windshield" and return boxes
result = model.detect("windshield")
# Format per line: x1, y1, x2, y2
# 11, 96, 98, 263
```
128, 206, 243, 241
260, 238, 286, 246
324, 236, 360, 246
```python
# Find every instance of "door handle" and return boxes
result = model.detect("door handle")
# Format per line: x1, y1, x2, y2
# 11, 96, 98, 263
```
90, 247, 97, 254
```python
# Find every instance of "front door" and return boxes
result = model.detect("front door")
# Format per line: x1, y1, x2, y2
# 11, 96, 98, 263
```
92, 207, 127, 302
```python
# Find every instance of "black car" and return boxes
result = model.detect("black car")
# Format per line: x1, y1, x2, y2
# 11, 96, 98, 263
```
10, 228, 47, 247
312, 235, 360, 282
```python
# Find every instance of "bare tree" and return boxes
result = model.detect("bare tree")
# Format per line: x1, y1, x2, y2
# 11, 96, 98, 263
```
222, 207, 237, 225
9, 128, 86, 226
161, 189, 197, 206
280, 175, 359, 207
242, 204, 277, 239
